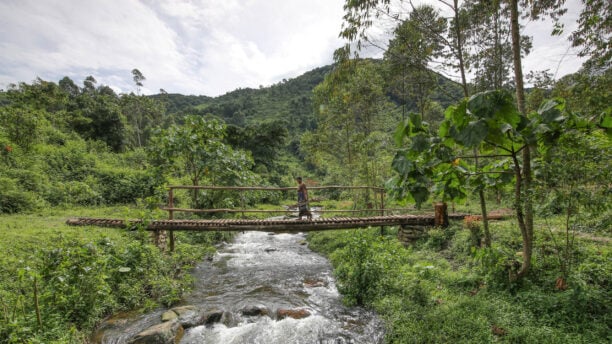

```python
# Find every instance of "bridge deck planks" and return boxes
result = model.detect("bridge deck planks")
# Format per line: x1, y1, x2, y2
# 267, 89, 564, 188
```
66, 215, 465, 233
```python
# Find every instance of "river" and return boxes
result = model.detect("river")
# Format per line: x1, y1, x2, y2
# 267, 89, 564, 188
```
94, 222, 384, 343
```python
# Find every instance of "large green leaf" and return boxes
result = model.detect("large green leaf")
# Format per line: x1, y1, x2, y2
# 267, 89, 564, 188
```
539, 99, 566, 124
448, 100, 469, 128
601, 112, 612, 128
393, 119, 410, 146
410, 133, 430, 152
438, 119, 451, 138
408, 112, 423, 133
409, 184, 430, 207
600, 112, 612, 138
454, 119, 488, 147
434, 144, 454, 162
468, 90, 519, 126
391, 151, 413, 174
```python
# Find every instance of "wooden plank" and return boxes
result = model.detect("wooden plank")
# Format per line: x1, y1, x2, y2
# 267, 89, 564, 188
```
66, 215, 442, 232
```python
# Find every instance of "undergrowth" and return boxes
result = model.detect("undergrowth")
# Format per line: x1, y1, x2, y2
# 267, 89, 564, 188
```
0, 206, 230, 343
308, 217, 610, 343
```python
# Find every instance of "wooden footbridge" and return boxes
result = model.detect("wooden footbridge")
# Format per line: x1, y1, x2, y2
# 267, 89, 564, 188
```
66, 214, 455, 232
67, 185, 461, 250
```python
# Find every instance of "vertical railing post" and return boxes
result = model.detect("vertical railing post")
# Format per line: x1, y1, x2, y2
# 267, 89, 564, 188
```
434, 202, 449, 228
240, 189, 245, 218
168, 187, 174, 220
380, 189, 385, 216
168, 187, 175, 252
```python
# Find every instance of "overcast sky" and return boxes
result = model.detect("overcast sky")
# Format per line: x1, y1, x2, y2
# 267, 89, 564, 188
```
0, 0, 586, 97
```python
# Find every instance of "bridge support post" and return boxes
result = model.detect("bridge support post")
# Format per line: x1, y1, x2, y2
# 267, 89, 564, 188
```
153, 230, 168, 252
397, 225, 427, 245
434, 202, 449, 228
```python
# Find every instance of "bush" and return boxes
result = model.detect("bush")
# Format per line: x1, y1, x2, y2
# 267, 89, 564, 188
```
94, 168, 159, 204
0, 177, 41, 213
0, 223, 209, 342
39, 241, 116, 328
330, 230, 405, 306
44, 179, 103, 206
38, 140, 96, 181
424, 225, 457, 250
3, 168, 48, 193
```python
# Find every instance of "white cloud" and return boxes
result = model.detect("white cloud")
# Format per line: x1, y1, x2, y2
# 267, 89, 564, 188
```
522, 1, 587, 81
0, 0, 345, 95
0, 0, 589, 96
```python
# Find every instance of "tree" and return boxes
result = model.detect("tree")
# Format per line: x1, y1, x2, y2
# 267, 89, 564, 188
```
464, 0, 531, 92
83, 76, 97, 94
225, 120, 288, 172
390, 90, 608, 281
536, 130, 611, 282
569, 0, 611, 70
74, 92, 126, 152
552, 64, 611, 118
148, 115, 255, 203
120, 94, 165, 149
385, 5, 445, 120
132, 68, 146, 95
506, 0, 567, 279
58, 76, 81, 98
304, 59, 395, 187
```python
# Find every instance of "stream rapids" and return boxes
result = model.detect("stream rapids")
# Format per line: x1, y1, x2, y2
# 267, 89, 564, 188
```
94, 223, 384, 343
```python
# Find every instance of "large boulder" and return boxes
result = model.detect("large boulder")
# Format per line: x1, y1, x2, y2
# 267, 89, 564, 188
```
165, 305, 223, 328
276, 308, 311, 320
240, 304, 270, 317
129, 319, 183, 344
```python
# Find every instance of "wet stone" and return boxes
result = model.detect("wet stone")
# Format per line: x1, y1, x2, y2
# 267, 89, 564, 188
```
202, 309, 224, 324
128, 319, 183, 344
170, 306, 200, 328
221, 311, 237, 327
276, 308, 311, 320
303, 278, 326, 288
240, 304, 270, 317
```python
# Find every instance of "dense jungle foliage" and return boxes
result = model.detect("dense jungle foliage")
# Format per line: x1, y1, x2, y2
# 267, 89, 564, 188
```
1, 0, 611, 342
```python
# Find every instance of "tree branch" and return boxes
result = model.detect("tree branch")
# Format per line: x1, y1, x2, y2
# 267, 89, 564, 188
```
455, 153, 513, 159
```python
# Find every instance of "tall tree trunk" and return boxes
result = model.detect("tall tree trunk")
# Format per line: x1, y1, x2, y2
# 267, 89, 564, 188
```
509, 0, 534, 280
453, 0, 469, 97
474, 149, 491, 247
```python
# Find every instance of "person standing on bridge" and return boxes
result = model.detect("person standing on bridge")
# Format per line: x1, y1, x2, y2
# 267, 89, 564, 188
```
296, 177, 312, 221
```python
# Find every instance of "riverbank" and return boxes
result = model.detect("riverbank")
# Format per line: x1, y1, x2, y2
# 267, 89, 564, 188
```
0, 206, 231, 343
307, 219, 610, 343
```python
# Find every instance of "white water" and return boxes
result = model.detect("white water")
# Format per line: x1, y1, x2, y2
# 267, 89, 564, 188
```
180, 230, 383, 344
93, 220, 384, 343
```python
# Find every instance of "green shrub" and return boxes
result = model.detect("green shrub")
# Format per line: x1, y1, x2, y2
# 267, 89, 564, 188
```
38, 140, 96, 181
45, 180, 103, 206
0, 213, 213, 342
330, 230, 405, 306
424, 225, 457, 250
4, 168, 48, 193
0, 177, 41, 213
94, 168, 158, 204
39, 242, 116, 328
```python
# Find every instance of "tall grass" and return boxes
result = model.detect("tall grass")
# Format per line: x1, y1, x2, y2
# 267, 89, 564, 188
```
0, 206, 227, 343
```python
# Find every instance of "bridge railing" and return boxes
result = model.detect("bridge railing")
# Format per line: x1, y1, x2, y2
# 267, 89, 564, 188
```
162, 185, 390, 220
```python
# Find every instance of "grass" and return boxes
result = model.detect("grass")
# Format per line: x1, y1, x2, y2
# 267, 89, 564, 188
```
0, 206, 226, 343
307, 212, 611, 343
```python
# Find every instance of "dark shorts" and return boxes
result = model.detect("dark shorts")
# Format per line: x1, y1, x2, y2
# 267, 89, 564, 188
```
299, 205, 311, 216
